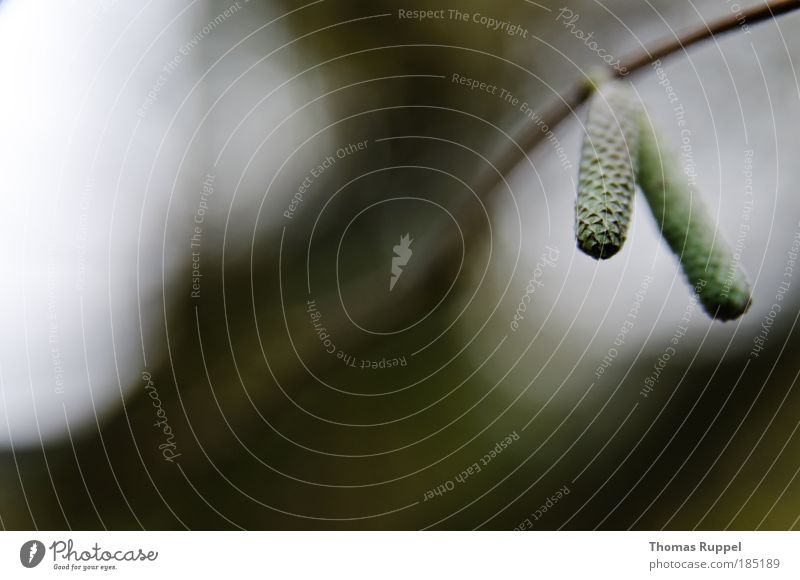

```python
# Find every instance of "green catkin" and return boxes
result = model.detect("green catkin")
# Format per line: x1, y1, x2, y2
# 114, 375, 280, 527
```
575, 84, 641, 259
636, 115, 752, 321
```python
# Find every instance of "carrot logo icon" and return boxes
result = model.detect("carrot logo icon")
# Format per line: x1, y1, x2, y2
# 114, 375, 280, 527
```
19, 540, 45, 568
390, 234, 413, 291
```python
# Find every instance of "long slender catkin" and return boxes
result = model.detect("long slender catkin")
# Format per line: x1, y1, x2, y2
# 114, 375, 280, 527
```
576, 84, 641, 260
636, 115, 751, 321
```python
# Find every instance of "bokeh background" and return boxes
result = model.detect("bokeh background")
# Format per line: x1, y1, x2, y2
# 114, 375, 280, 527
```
1, 0, 800, 529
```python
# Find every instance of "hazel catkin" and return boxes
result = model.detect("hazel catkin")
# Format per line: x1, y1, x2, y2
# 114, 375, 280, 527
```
636, 114, 751, 321
575, 84, 641, 260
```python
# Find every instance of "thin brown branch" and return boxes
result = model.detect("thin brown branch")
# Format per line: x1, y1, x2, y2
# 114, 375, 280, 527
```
481, 0, 800, 196
618, 0, 800, 76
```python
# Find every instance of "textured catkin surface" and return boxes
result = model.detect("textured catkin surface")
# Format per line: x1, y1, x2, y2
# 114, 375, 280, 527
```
576, 84, 641, 259
637, 114, 752, 321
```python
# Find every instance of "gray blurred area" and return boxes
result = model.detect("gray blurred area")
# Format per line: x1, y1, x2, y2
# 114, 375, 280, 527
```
1, 0, 800, 529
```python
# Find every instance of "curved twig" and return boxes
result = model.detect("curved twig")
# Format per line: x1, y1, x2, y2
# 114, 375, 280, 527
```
481, 0, 800, 195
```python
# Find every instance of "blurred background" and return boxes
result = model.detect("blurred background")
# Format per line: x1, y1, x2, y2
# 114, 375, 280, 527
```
1, 0, 800, 529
